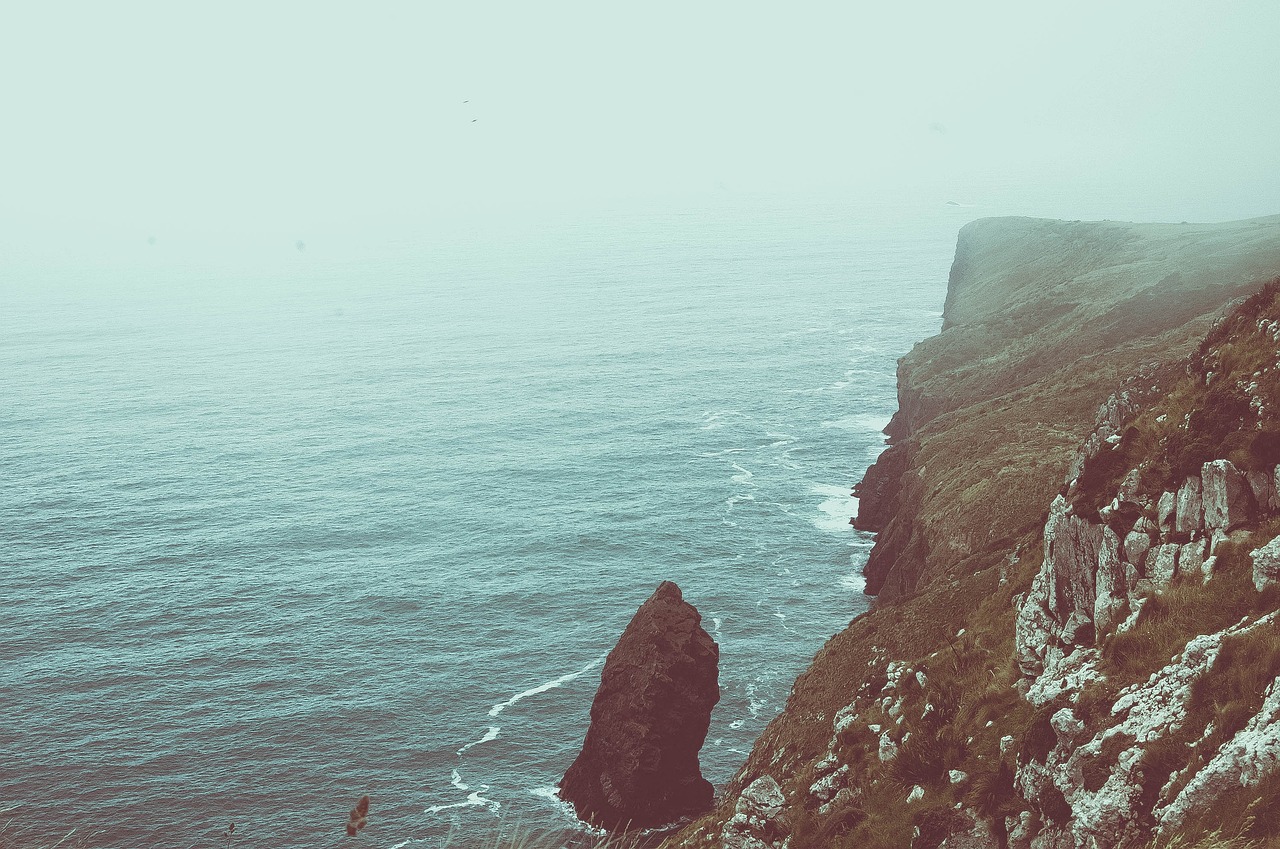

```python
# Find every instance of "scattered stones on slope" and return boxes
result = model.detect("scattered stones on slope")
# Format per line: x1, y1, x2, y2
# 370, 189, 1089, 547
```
721, 775, 790, 849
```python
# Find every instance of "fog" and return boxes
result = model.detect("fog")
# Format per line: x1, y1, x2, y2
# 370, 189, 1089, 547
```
3, 0, 1279, 254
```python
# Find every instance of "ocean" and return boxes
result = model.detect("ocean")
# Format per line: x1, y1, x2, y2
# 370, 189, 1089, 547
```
1, 195, 976, 847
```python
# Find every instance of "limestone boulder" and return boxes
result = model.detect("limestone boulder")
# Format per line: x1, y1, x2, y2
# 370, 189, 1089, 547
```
1175, 476, 1202, 535
722, 775, 789, 849
1251, 535, 1280, 592
1156, 491, 1176, 534
1148, 543, 1179, 589
1246, 467, 1279, 515
1201, 459, 1254, 532
1157, 675, 1280, 835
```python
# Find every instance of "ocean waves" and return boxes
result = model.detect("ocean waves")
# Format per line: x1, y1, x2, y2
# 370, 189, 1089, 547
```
0, 197, 960, 848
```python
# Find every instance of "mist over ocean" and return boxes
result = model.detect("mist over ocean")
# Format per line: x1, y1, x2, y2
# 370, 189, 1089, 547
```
0, 194, 1195, 847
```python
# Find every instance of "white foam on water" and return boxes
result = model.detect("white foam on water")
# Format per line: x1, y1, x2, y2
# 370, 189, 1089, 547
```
820, 412, 893, 432
457, 725, 500, 755
812, 484, 858, 533
711, 617, 723, 636
773, 611, 797, 635
700, 409, 748, 431
839, 571, 867, 593
696, 447, 747, 457
450, 769, 468, 791
529, 787, 608, 835
729, 719, 744, 730
488, 654, 604, 719
425, 787, 500, 815
730, 463, 755, 485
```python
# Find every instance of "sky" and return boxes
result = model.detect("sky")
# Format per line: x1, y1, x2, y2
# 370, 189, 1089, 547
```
2, 0, 1279, 246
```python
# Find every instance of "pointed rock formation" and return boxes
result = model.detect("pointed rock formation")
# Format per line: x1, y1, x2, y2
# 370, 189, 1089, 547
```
560, 581, 720, 830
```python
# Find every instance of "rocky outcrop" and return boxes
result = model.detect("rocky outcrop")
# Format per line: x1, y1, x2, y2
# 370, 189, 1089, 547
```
1253, 535, 1280, 592
664, 222, 1280, 849
1017, 613, 1279, 849
851, 440, 911, 533
855, 216, 1280, 603
720, 776, 790, 849
560, 581, 720, 830
1201, 459, 1255, 532
1158, 672, 1280, 834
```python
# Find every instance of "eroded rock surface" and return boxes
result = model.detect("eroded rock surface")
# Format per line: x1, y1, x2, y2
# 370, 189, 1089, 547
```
561, 581, 720, 829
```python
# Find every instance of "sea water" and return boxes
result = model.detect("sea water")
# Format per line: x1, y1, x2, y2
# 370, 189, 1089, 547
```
2, 195, 968, 847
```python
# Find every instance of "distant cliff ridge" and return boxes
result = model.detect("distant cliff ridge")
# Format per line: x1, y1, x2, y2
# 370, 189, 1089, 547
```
860, 215, 1280, 600
667, 215, 1280, 849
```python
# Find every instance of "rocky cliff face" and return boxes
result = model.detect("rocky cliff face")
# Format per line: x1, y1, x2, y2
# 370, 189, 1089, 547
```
861, 216, 1280, 599
668, 216, 1280, 849
560, 581, 719, 830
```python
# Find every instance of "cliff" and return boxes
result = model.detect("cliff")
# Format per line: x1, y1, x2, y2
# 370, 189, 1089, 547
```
668, 215, 1280, 849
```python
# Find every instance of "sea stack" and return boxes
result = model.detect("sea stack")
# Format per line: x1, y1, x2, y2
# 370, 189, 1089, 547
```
560, 580, 720, 830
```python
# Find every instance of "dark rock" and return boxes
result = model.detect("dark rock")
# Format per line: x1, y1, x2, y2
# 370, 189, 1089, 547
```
560, 581, 720, 830
852, 440, 912, 532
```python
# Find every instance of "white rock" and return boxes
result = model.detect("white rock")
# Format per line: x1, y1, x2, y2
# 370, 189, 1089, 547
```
1251, 534, 1280, 592
813, 753, 839, 774
1246, 468, 1279, 514
1000, 735, 1015, 756
1116, 597, 1147, 633
878, 731, 898, 762
1175, 476, 1203, 535
808, 765, 848, 802
1149, 543, 1179, 589
1019, 613, 1277, 849
1097, 527, 1129, 635
1123, 528, 1152, 569
739, 775, 785, 817
1050, 707, 1085, 744
722, 774, 788, 849
1202, 459, 1253, 532
1026, 647, 1102, 706
1157, 491, 1176, 533
1178, 538, 1206, 579
1158, 677, 1280, 832
906, 785, 924, 803
949, 769, 968, 784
